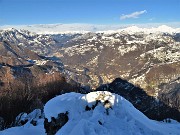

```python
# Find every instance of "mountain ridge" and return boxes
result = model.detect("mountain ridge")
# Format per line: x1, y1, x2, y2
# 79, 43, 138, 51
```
1, 24, 180, 34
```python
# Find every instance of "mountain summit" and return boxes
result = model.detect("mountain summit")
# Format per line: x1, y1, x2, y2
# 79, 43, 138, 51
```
1, 91, 180, 135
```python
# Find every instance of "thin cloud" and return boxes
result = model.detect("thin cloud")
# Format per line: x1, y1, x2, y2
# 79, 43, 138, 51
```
120, 10, 147, 20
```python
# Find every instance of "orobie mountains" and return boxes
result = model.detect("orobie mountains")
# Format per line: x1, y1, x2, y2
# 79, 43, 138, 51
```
0, 25, 180, 113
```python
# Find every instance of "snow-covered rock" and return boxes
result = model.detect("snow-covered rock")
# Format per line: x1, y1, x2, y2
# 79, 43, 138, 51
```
1, 91, 180, 135
15, 109, 43, 126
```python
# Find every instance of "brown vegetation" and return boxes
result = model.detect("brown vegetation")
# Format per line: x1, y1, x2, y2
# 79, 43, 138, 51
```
0, 66, 79, 129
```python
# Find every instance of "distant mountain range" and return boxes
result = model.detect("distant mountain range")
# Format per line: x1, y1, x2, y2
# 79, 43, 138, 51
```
0, 23, 180, 34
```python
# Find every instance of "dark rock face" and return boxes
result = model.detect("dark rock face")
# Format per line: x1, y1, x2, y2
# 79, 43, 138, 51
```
44, 112, 68, 135
85, 99, 112, 115
158, 80, 180, 110
96, 78, 180, 122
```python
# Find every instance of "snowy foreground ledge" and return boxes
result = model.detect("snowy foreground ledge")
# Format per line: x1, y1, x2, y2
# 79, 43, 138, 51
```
1, 91, 180, 135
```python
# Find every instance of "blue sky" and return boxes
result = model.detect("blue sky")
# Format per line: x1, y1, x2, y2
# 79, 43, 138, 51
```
0, 0, 179, 25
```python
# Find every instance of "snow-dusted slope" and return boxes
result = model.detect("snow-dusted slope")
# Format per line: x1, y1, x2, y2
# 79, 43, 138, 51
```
0, 28, 59, 55
1, 91, 180, 135
100, 25, 180, 34
0, 24, 114, 34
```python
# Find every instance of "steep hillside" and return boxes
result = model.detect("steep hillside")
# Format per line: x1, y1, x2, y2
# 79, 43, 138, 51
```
0, 28, 58, 55
0, 41, 80, 128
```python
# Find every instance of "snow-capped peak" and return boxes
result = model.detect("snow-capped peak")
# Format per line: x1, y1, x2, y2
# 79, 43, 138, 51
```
155, 25, 176, 33
120, 25, 143, 32
2, 27, 18, 32
121, 25, 179, 34
98, 25, 180, 34
1, 24, 179, 34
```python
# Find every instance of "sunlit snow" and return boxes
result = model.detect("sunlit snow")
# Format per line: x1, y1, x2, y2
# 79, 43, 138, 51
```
1, 91, 180, 135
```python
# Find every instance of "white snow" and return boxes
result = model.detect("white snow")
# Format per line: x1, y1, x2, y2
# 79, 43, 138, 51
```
63, 44, 97, 56
118, 44, 138, 56
119, 25, 178, 34
99, 25, 180, 34
0, 120, 45, 135
1, 91, 180, 135
0, 23, 179, 34
1, 109, 45, 135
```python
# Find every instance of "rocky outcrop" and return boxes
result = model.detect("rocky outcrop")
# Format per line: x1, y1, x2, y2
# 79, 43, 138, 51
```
44, 112, 68, 135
